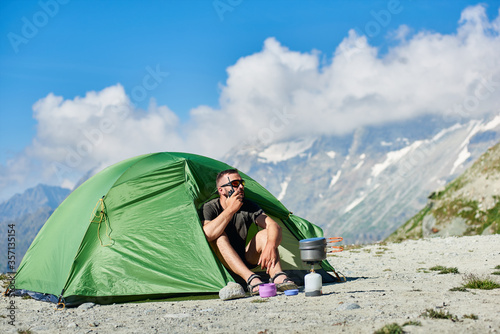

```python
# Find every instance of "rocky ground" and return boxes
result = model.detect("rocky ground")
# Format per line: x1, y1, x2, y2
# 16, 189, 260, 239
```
2, 234, 500, 333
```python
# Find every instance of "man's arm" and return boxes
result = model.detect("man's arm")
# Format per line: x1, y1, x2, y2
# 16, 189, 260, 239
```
255, 214, 282, 273
202, 189, 244, 242
203, 210, 235, 242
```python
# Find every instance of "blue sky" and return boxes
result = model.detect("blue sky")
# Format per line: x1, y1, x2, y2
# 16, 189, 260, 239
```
1, 0, 499, 201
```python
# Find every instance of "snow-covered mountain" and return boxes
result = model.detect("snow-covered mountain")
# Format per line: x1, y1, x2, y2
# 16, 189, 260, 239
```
1, 113, 498, 266
224, 113, 500, 244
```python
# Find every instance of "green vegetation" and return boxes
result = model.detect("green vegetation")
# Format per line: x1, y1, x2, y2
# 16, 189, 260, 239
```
417, 266, 459, 274
402, 320, 421, 326
344, 244, 363, 251
251, 298, 269, 303
480, 145, 500, 173
463, 314, 478, 320
421, 308, 458, 321
384, 142, 500, 243
434, 198, 477, 221
462, 197, 500, 235
429, 266, 459, 274
388, 195, 500, 242
374, 320, 421, 334
408, 206, 430, 231
451, 273, 500, 291
461, 274, 500, 290
17, 329, 32, 334
485, 196, 500, 233
374, 323, 403, 334
441, 176, 465, 198
493, 266, 500, 275
385, 205, 430, 242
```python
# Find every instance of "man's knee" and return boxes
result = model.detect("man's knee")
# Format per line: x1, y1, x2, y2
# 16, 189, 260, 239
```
247, 229, 270, 255
212, 233, 241, 259
211, 232, 229, 247
255, 229, 269, 242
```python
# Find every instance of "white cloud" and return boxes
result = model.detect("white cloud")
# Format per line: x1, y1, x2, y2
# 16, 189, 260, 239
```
33, 85, 182, 168
0, 85, 185, 200
193, 4, 499, 148
1, 4, 499, 201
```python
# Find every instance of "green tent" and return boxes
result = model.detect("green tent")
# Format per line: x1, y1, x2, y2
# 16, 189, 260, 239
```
8, 152, 336, 306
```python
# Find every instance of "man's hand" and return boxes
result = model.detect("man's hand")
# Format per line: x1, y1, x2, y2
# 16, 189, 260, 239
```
254, 215, 282, 274
258, 244, 279, 274
225, 187, 244, 213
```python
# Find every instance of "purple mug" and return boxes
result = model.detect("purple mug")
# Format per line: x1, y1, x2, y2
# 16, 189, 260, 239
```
259, 283, 277, 298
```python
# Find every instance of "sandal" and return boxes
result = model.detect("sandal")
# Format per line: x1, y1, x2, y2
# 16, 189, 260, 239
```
270, 271, 298, 292
247, 274, 265, 296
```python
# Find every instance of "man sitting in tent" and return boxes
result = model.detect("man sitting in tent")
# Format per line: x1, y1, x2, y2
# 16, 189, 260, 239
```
202, 169, 298, 295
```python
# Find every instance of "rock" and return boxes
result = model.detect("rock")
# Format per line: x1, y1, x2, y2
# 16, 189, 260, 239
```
78, 302, 96, 310
337, 303, 361, 311
67, 322, 78, 328
219, 282, 246, 300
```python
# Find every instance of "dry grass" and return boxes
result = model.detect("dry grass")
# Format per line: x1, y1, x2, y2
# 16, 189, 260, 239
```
421, 308, 459, 321
429, 266, 459, 274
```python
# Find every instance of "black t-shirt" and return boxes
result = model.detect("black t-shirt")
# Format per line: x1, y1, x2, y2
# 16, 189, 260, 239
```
202, 198, 263, 258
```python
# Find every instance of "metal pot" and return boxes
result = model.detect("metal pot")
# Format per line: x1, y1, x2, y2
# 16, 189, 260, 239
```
299, 237, 327, 262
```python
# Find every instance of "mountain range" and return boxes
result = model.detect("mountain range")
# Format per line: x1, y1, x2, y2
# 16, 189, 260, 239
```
1, 112, 499, 270
225, 113, 500, 244
0, 184, 70, 272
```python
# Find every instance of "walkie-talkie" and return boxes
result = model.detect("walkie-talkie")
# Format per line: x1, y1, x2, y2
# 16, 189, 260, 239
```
227, 176, 235, 197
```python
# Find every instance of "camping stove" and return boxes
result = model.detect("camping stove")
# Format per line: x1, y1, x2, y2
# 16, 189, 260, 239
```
299, 237, 326, 297
299, 237, 343, 296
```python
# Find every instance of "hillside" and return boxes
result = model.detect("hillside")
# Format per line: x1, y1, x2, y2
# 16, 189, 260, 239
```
386, 141, 500, 242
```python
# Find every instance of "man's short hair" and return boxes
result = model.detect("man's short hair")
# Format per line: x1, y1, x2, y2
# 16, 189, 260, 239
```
216, 169, 239, 186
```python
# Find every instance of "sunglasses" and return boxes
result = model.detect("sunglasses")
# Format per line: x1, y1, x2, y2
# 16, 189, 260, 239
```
221, 179, 245, 188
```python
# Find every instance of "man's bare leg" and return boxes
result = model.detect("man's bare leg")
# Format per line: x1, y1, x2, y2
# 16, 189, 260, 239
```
245, 229, 289, 284
210, 233, 264, 290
